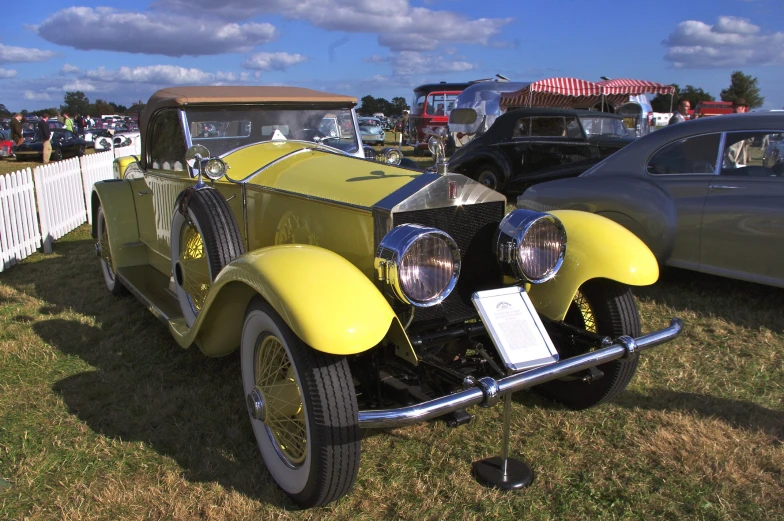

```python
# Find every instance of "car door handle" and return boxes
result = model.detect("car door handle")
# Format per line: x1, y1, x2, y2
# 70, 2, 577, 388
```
709, 185, 742, 190
137, 190, 151, 196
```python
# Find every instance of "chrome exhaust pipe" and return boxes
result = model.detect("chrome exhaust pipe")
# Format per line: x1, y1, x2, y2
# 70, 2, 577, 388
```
358, 318, 682, 429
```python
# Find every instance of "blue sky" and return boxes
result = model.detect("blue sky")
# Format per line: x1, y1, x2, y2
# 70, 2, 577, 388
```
2, 0, 783, 113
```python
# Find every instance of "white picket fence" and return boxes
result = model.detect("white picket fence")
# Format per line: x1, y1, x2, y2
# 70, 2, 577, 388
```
0, 169, 41, 271
0, 150, 116, 271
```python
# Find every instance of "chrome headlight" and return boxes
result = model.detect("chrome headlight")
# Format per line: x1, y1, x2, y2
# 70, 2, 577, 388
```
381, 147, 402, 165
203, 157, 227, 180
376, 224, 461, 307
495, 210, 566, 283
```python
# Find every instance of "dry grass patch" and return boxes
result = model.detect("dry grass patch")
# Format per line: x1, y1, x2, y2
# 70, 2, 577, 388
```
0, 226, 782, 520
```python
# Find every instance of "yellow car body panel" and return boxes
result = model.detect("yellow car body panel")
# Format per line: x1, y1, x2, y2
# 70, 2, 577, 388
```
225, 142, 421, 208
90, 180, 147, 269
113, 156, 139, 178
170, 244, 396, 357
528, 210, 659, 321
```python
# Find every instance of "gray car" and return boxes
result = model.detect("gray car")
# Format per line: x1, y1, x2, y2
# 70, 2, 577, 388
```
517, 112, 784, 288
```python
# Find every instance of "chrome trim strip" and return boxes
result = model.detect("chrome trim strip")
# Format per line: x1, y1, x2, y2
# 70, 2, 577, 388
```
180, 109, 192, 151
241, 184, 249, 251
358, 318, 683, 428
115, 272, 171, 324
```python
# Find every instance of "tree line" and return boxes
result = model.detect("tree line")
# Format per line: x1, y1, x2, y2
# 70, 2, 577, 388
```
651, 71, 765, 112
0, 91, 146, 119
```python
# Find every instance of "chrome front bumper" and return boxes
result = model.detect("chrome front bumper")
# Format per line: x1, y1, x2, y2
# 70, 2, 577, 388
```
358, 318, 682, 428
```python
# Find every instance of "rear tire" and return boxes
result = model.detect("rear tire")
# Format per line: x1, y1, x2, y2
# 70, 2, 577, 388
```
170, 188, 244, 327
96, 206, 127, 296
536, 279, 641, 410
241, 298, 360, 507
52, 147, 63, 161
475, 163, 504, 191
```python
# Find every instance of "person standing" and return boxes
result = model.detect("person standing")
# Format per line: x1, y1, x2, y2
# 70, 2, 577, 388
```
37, 114, 53, 163
10, 113, 24, 146
63, 112, 74, 132
668, 99, 691, 125
732, 98, 749, 113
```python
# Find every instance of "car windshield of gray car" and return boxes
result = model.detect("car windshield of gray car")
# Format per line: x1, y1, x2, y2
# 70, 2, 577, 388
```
185, 107, 359, 157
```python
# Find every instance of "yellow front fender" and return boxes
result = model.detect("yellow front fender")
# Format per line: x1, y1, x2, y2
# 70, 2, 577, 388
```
528, 210, 659, 321
170, 244, 397, 357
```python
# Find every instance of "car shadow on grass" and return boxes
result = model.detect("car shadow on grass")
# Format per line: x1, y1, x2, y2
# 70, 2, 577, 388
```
636, 267, 784, 334
614, 389, 784, 442
0, 236, 297, 508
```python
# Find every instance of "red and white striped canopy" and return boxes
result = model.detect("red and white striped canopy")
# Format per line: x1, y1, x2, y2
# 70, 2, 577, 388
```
596, 78, 675, 95
500, 77, 676, 110
500, 78, 604, 109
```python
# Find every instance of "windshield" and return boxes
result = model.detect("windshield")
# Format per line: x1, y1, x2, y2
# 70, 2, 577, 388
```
579, 116, 630, 138
184, 106, 359, 157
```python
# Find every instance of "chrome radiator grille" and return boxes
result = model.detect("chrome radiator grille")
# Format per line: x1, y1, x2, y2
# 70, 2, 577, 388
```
393, 201, 505, 331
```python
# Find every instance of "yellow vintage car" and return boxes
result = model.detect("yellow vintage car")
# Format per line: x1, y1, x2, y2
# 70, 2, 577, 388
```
92, 86, 681, 507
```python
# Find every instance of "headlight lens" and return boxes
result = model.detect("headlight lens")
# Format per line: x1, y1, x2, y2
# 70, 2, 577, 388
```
495, 210, 566, 283
203, 157, 227, 180
382, 147, 402, 165
376, 224, 461, 307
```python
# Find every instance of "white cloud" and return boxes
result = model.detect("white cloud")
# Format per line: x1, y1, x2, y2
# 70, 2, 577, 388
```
151, 0, 511, 51
0, 43, 57, 64
23, 90, 55, 101
0, 68, 17, 79
60, 63, 80, 74
62, 80, 96, 92
35, 7, 277, 57
664, 16, 784, 68
242, 52, 307, 70
368, 51, 475, 75
84, 64, 249, 85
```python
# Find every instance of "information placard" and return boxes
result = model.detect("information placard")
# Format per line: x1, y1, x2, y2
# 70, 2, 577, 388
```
471, 286, 559, 372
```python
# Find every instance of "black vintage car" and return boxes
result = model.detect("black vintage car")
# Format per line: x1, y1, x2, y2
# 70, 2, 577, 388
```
448, 108, 635, 195
13, 128, 87, 161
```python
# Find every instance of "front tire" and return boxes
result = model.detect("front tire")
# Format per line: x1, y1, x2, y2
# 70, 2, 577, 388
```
96, 206, 127, 296
51, 147, 63, 161
241, 298, 360, 507
536, 279, 641, 410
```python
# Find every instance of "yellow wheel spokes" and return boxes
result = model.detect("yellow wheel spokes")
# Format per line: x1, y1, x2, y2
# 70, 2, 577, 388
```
99, 220, 112, 267
573, 290, 597, 333
256, 335, 306, 465
179, 223, 210, 312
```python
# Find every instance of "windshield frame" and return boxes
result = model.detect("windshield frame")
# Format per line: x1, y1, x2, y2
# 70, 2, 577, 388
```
181, 104, 361, 158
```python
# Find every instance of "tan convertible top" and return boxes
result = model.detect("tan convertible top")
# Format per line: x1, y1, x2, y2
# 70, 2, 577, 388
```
140, 86, 357, 134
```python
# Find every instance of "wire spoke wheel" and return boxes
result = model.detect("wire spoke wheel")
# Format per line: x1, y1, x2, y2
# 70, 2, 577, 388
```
96, 206, 126, 296
170, 187, 245, 327
241, 297, 360, 507
255, 334, 306, 465
535, 279, 641, 409
178, 222, 210, 313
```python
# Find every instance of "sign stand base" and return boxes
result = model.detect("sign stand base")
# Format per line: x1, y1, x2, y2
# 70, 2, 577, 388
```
471, 393, 534, 490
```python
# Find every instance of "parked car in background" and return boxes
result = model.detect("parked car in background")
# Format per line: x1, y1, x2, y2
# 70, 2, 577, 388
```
13, 128, 87, 161
358, 116, 386, 145
94, 85, 680, 508
518, 112, 784, 288
692, 101, 733, 119
408, 80, 478, 154
448, 107, 634, 195
762, 132, 784, 168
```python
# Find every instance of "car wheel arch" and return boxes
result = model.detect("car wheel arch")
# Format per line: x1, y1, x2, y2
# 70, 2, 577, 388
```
173, 245, 399, 359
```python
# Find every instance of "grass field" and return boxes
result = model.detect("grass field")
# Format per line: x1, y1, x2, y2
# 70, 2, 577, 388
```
0, 224, 782, 521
